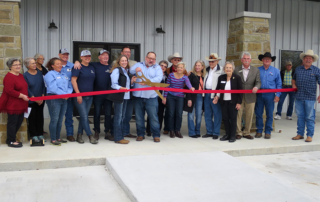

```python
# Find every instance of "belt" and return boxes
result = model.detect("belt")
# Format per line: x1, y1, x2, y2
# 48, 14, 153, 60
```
282, 85, 292, 87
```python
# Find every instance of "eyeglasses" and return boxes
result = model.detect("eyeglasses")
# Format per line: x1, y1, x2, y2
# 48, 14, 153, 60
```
147, 57, 156, 61
160, 64, 168, 68
38, 58, 45, 60
11, 64, 21, 67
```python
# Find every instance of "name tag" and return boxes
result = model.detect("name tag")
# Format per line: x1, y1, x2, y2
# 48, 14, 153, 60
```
239, 70, 243, 73
221, 81, 226, 83
67, 69, 72, 72
57, 77, 61, 79
106, 70, 110, 73
65, 77, 69, 80
91, 70, 94, 74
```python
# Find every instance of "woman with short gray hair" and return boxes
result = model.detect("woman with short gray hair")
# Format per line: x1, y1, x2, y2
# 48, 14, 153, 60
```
34, 53, 48, 75
23, 57, 46, 144
0, 58, 29, 148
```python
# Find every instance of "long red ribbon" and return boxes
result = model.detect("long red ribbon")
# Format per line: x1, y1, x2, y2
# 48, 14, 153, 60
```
29, 87, 297, 101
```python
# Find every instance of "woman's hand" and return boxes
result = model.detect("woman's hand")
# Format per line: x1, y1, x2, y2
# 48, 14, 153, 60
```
20, 94, 29, 101
190, 87, 195, 92
212, 96, 219, 104
162, 98, 166, 105
77, 96, 82, 104
131, 76, 137, 84
236, 104, 241, 110
36, 100, 43, 105
188, 100, 192, 107
120, 87, 128, 90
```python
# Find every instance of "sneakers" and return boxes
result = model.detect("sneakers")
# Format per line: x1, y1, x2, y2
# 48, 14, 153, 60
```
51, 141, 61, 146
38, 135, 44, 141
286, 116, 292, 120
57, 139, 67, 144
88, 135, 98, 144
274, 115, 281, 120
76, 134, 84, 144
32, 136, 40, 142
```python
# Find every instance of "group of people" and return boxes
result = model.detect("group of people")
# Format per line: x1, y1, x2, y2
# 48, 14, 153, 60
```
0, 46, 319, 148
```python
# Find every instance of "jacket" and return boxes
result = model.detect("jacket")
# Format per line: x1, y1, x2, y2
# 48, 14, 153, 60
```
107, 67, 130, 103
203, 64, 224, 99
215, 73, 243, 105
183, 72, 204, 113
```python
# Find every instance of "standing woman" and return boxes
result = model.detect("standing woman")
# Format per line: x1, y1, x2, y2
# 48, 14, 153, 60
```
108, 55, 134, 144
44, 58, 73, 146
163, 62, 195, 138
34, 53, 48, 76
71, 50, 97, 144
0, 58, 29, 148
184, 60, 206, 138
23, 57, 45, 143
213, 61, 243, 143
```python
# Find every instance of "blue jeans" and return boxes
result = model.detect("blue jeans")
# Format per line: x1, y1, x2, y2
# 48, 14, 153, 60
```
65, 97, 74, 136
167, 93, 184, 131
204, 93, 222, 136
73, 96, 93, 136
188, 94, 203, 136
135, 97, 160, 138
276, 87, 295, 117
47, 98, 68, 141
255, 93, 275, 134
122, 98, 134, 135
93, 95, 113, 133
113, 100, 128, 142
295, 99, 315, 137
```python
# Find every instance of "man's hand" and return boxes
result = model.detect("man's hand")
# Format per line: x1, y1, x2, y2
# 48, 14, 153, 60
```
317, 95, 320, 103
162, 98, 166, 105
131, 76, 137, 84
77, 96, 82, 104
236, 104, 241, 110
252, 87, 258, 93
135, 67, 142, 73
74, 61, 82, 70
274, 96, 280, 103
120, 87, 128, 90
213, 96, 219, 104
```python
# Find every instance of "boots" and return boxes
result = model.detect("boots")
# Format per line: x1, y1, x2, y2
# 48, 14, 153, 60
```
170, 131, 175, 138
88, 135, 98, 144
94, 131, 100, 140
175, 131, 183, 138
76, 134, 84, 144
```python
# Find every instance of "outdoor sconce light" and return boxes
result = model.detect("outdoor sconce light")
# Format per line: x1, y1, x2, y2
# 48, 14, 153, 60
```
48, 19, 58, 29
156, 25, 165, 34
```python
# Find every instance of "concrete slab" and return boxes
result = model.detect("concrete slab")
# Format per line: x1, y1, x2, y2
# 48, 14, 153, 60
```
106, 151, 316, 202
237, 151, 320, 201
0, 166, 131, 202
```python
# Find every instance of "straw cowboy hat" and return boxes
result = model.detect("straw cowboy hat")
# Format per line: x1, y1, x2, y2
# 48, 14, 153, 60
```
205, 53, 222, 61
168, 52, 183, 62
258, 52, 276, 62
300, 49, 318, 62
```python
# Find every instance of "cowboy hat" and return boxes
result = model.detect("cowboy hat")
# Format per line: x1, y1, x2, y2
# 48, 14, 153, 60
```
168, 52, 183, 62
300, 49, 318, 62
258, 52, 276, 62
205, 53, 222, 61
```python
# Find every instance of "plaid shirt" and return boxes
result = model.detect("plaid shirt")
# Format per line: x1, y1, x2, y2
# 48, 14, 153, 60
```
283, 70, 292, 85
293, 65, 320, 100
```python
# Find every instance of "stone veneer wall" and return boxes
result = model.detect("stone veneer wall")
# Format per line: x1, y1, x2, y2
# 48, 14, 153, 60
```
0, 0, 28, 144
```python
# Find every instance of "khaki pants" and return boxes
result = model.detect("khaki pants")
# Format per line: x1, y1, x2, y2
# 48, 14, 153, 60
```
236, 98, 255, 136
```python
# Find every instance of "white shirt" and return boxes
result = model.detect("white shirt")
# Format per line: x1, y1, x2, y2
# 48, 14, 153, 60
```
205, 65, 217, 89
223, 80, 231, 101
242, 65, 250, 81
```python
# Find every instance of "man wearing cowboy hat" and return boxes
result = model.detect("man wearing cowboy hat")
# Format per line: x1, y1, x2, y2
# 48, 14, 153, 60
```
274, 61, 296, 121
292, 49, 320, 143
203, 53, 224, 139
166, 52, 187, 75
255, 52, 282, 139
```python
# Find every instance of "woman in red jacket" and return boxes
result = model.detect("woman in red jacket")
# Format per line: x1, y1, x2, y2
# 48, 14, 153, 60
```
0, 58, 29, 148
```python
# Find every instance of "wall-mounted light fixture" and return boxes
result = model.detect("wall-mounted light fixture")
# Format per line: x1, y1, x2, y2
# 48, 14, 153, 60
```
156, 25, 165, 34
48, 19, 58, 29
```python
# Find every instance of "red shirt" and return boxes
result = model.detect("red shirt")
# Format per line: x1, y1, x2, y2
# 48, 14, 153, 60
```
0, 73, 28, 114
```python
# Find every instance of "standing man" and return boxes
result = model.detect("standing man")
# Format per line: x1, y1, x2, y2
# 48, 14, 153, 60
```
130, 52, 163, 142
59, 48, 75, 142
203, 53, 224, 139
255, 52, 282, 139
234, 52, 261, 140
113, 46, 138, 138
274, 61, 295, 120
292, 50, 320, 143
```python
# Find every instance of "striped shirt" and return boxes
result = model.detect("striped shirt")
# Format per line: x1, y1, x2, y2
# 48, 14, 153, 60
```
164, 73, 192, 98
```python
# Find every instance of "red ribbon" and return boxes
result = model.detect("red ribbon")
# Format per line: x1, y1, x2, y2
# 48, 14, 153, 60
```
29, 87, 297, 101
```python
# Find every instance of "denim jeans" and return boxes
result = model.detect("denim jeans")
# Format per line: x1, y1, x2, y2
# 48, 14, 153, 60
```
255, 93, 275, 134
93, 95, 113, 133
276, 86, 295, 117
204, 93, 222, 136
65, 97, 74, 136
47, 98, 68, 141
167, 93, 184, 131
188, 94, 203, 136
122, 98, 134, 135
113, 100, 128, 142
135, 97, 160, 138
295, 99, 315, 137
73, 96, 93, 136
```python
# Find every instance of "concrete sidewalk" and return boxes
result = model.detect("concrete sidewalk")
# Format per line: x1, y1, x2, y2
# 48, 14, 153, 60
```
0, 113, 319, 171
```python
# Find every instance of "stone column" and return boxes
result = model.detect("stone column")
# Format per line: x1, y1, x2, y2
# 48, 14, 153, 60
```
226, 11, 274, 132
0, 0, 28, 143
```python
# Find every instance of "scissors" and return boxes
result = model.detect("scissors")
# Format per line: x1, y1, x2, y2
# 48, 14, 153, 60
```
135, 72, 169, 100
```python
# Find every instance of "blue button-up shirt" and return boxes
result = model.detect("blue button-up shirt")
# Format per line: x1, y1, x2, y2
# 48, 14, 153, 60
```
60, 61, 74, 83
293, 65, 320, 100
44, 70, 73, 95
129, 62, 163, 98
258, 65, 282, 97
111, 67, 131, 100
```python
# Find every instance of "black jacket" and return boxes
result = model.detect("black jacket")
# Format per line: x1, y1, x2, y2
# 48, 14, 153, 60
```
280, 69, 295, 85
107, 67, 130, 103
183, 73, 204, 113
215, 73, 243, 105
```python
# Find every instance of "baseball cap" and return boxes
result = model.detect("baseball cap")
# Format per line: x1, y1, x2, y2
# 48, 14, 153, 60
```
81, 50, 91, 57
99, 49, 110, 55
285, 61, 292, 66
59, 48, 69, 54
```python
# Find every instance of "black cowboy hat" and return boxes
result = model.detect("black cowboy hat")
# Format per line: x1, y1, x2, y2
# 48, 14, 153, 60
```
258, 52, 276, 62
